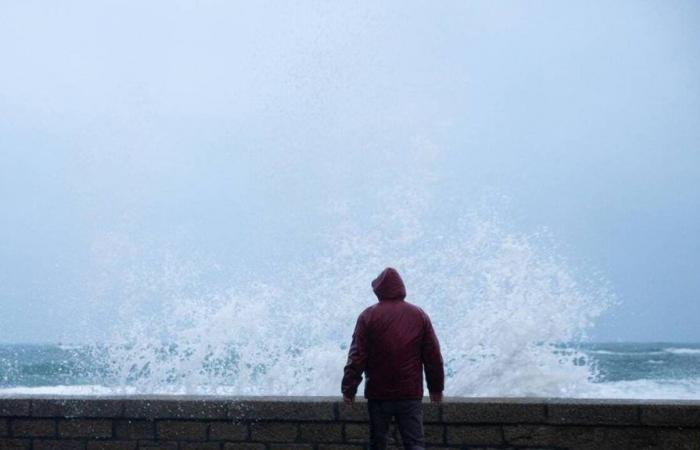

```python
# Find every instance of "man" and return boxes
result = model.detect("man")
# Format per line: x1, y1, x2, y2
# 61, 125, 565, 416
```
341, 267, 444, 450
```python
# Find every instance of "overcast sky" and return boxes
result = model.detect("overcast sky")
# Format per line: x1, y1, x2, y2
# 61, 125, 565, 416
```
1, 1, 699, 343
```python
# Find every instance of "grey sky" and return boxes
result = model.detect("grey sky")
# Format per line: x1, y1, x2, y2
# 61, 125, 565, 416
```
1, 1, 699, 343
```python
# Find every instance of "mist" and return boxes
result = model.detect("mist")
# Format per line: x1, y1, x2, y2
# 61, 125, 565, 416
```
1, 1, 699, 344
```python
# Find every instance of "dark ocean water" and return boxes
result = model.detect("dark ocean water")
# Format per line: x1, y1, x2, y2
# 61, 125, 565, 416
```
584, 342, 700, 382
1, 342, 698, 398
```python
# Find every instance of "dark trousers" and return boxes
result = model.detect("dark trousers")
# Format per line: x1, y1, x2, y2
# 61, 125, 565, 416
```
367, 399, 425, 450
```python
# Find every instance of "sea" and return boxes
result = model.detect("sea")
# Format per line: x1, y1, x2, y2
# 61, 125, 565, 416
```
1, 342, 698, 399
0, 209, 695, 400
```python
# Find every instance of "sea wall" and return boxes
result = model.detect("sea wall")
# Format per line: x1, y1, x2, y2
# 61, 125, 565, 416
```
0, 396, 699, 449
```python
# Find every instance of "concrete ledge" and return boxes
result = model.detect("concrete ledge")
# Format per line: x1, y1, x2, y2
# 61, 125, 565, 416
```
641, 402, 700, 427
547, 399, 640, 425
442, 397, 546, 424
227, 398, 336, 422
0, 399, 30, 417
32, 399, 124, 418
0, 396, 698, 449
124, 397, 228, 420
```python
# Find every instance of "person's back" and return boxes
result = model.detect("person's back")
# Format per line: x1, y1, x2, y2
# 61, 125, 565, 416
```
341, 267, 444, 450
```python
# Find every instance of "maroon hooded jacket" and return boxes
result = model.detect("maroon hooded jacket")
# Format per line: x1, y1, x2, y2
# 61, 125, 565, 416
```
341, 268, 444, 400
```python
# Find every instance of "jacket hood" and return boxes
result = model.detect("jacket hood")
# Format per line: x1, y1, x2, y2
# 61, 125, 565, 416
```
371, 267, 406, 301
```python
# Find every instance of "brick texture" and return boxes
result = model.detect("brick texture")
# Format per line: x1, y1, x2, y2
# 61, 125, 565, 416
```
179, 443, 221, 450
0, 397, 697, 449
11, 419, 55, 437
209, 422, 247, 441
157, 421, 208, 441
299, 423, 342, 442
343, 423, 367, 442
0, 439, 30, 450
86, 442, 137, 450
33, 440, 85, 450
137, 441, 178, 450
58, 419, 113, 438
446, 425, 503, 446
114, 419, 154, 440
223, 444, 265, 450
250, 422, 298, 442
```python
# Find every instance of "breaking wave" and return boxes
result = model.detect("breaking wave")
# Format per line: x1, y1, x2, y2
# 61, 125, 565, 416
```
83, 174, 612, 396
3, 147, 619, 397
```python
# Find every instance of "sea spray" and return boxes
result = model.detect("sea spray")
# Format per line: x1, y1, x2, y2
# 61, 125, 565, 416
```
60, 143, 613, 396
89, 209, 611, 396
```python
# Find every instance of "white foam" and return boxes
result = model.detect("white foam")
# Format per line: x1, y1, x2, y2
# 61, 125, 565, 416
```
91, 220, 610, 396
4, 378, 700, 400
57, 344, 84, 351
664, 348, 700, 355
587, 349, 665, 356
583, 378, 700, 400
76, 147, 615, 398
587, 350, 619, 355
0, 385, 132, 396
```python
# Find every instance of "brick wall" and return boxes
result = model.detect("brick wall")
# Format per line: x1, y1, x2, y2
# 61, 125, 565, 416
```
0, 396, 699, 449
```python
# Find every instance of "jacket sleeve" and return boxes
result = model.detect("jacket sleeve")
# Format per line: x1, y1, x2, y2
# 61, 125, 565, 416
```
341, 314, 369, 398
421, 315, 444, 394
